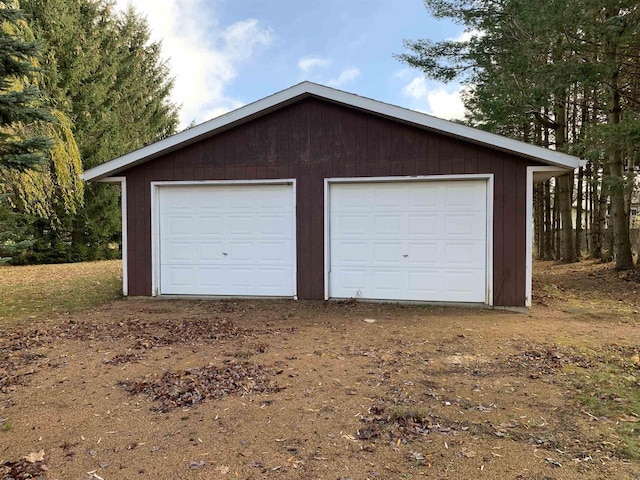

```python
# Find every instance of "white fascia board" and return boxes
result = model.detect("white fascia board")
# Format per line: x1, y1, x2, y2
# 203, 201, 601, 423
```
82, 81, 585, 182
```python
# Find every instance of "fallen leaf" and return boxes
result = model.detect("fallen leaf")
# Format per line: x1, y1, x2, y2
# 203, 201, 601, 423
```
24, 450, 45, 463
461, 448, 476, 458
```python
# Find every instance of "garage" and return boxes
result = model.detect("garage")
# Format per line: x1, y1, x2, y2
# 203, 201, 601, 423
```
82, 81, 584, 308
155, 182, 296, 297
327, 178, 489, 303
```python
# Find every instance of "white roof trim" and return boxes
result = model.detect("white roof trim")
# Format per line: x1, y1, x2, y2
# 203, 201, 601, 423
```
82, 81, 585, 181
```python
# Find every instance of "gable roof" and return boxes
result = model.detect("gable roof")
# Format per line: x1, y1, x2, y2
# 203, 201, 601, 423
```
82, 81, 585, 181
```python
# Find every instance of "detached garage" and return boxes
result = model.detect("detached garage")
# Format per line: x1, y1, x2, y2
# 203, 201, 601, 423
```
83, 82, 584, 308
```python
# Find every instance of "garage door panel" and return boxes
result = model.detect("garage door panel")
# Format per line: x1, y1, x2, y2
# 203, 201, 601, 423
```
330, 267, 367, 292
163, 241, 194, 262
441, 270, 486, 302
198, 216, 224, 235
444, 242, 485, 267
330, 180, 488, 303
373, 241, 402, 262
159, 184, 294, 296
162, 189, 192, 210
258, 214, 291, 235
198, 266, 225, 287
255, 240, 294, 263
372, 269, 406, 294
226, 240, 293, 264
445, 182, 486, 208
226, 266, 254, 289
334, 186, 374, 211
226, 215, 257, 235
225, 241, 255, 262
373, 214, 403, 236
164, 215, 192, 234
258, 267, 293, 290
337, 214, 369, 235
407, 213, 439, 236
162, 266, 195, 289
198, 241, 224, 262
374, 186, 407, 209
444, 213, 486, 237
407, 241, 440, 264
408, 187, 439, 209
257, 189, 292, 210
407, 270, 440, 296
332, 241, 370, 264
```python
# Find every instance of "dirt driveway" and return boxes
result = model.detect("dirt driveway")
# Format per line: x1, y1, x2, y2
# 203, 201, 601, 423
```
1, 260, 639, 479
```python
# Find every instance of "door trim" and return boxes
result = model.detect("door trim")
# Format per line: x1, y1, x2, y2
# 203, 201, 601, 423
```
525, 166, 564, 307
324, 174, 494, 304
151, 179, 297, 298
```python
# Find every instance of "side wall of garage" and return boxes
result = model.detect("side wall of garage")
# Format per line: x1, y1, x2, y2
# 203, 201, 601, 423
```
122, 97, 539, 307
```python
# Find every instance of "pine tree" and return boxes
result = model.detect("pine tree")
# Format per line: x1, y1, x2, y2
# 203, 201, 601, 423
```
399, 0, 639, 269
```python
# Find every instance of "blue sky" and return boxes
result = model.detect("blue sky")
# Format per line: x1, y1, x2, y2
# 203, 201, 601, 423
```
114, 0, 467, 129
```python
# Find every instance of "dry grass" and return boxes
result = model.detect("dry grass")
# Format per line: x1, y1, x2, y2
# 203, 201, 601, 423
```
0, 260, 122, 325
1, 260, 640, 479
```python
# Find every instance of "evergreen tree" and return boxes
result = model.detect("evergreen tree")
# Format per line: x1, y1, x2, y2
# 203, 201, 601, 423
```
0, 0, 51, 171
0, 0, 83, 262
399, 0, 639, 269
20, 0, 178, 262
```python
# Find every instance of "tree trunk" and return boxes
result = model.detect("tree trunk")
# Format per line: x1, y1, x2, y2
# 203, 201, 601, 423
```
608, 145, 634, 268
552, 192, 561, 260
575, 166, 583, 257
591, 163, 609, 260
554, 101, 576, 263
604, 17, 634, 270
556, 173, 576, 262
585, 161, 592, 254
543, 181, 553, 260
534, 183, 544, 259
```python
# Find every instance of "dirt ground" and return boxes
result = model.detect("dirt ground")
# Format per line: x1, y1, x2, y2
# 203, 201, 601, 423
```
1, 260, 639, 479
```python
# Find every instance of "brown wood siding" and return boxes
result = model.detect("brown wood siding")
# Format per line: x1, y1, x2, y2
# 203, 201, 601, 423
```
123, 97, 540, 306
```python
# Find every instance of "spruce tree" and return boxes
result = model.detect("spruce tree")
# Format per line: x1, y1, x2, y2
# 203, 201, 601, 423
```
20, 0, 178, 262
0, 0, 51, 171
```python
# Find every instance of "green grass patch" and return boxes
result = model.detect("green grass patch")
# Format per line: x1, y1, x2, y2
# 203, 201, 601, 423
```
0, 260, 122, 326
569, 346, 640, 460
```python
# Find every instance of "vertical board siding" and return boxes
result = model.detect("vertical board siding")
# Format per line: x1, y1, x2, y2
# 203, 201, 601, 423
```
501, 157, 517, 306
515, 164, 527, 304
491, 152, 505, 305
123, 97, 537, 306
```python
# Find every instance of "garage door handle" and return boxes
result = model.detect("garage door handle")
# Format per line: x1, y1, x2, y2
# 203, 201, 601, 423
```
402, 254, 409, 257
223, 252, 228, 256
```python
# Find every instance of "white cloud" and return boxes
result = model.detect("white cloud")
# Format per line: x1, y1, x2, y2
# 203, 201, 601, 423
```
392, 68, 414, 80
450, 28, 485, 43
426, 87, 467, 120
402, 76, 429, 100
401, 76, 467, 120
113, 0, 273, 128
298, 56, 331, 73
327, 66, 361, 88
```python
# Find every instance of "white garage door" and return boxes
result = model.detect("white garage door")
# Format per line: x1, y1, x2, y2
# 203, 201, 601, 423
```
158, 183, 295, 296
329, 180, 488, 303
